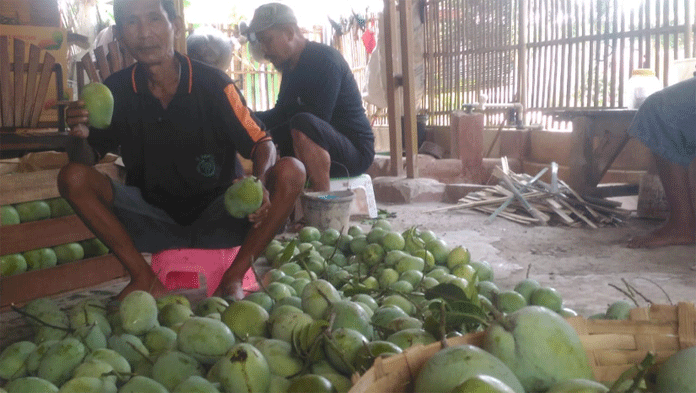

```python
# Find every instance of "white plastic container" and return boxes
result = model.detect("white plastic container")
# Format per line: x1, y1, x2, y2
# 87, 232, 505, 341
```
625, 69, 662, 109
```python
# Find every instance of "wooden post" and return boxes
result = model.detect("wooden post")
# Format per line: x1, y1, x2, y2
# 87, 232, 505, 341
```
399, 0, 418, 178
174, 0, 187, 54
518, 0, 528, 110
686, 0, 693, 58
384, 0, 403, 176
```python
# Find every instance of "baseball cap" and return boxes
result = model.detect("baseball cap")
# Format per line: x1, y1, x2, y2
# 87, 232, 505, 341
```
244, 3, 297, 38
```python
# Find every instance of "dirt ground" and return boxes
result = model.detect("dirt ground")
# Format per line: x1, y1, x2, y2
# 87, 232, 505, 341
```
381, 199, 696, 317
1, 198, 694, 349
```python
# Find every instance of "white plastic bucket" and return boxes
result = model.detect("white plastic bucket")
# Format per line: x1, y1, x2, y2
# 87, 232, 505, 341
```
300, 189, 355, 232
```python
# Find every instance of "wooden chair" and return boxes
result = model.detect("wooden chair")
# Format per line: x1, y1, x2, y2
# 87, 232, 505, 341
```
76, 40, 134, 94
0, 35, 67, 154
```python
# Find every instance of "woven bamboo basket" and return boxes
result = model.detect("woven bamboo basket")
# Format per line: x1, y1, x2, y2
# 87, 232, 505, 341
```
566, 301, 696, 383
348, 302, 696, 393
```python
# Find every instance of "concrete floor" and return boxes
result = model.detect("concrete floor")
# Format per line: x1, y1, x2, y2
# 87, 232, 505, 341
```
379, 199, 695, 318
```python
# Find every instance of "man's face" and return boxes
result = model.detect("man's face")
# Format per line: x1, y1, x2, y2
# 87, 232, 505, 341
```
255, 27, 293, 71
116, 0, 178, 66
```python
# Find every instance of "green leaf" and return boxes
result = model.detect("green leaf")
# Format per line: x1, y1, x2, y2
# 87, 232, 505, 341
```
278, 239, 298, 264
424, 283, 469, 302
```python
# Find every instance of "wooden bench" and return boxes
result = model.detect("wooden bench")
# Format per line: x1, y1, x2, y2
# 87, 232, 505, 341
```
547, 108, 638, 196
0, 163, 127, 310
0, 35, 68, 155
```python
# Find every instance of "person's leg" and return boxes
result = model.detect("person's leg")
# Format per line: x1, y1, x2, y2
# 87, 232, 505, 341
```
628, 155, 696, 248
57, 163, 167, 299
291, 128, 331, 191
215, 156, 305, 298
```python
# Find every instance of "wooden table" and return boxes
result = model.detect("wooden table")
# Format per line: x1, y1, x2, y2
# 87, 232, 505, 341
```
547, 108, 638, 196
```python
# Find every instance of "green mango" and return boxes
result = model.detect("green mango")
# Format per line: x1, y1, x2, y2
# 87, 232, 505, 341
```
172, 375, 222, 393
57, 376, 117, 393
151, 350, 204, 391
655, 346, 696, 393
451, 375, 518, 393
37, 337, 86, 386
1, 205, 20, 225
208, 343, 270, 393
119, 290, 159, 335
414, 344, 524, 393
224, 176, 263, 218
118, 375, 168, 393
483, 306, 593, 393
14, 201, 50, 222
176, 317, 236, 365
81, 82, 114, 129
22, 248, 57, 271
0, 341, 36, 380
546, 378, 609, 393
253, 338, 303, 378
3, 376, 58, 392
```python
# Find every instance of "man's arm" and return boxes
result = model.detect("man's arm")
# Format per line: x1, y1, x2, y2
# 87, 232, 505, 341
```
64, 102, 99, 165
251, 139, 276, 184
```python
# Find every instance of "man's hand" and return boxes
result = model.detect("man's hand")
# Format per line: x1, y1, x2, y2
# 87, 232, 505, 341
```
247, 185, 271, 228
66, 100, 90, 138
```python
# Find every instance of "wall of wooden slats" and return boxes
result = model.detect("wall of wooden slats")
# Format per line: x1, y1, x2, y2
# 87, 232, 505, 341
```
423, 0, 696, 130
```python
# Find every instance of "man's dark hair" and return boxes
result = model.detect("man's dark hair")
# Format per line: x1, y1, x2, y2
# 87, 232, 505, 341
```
113, 0, 177, 27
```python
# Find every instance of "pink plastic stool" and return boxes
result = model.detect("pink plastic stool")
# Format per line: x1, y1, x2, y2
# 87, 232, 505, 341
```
150, 247, 260, 297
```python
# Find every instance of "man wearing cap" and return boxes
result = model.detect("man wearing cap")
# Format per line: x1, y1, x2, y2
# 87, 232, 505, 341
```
59, 0, 306, 300
244, 2, 375, 191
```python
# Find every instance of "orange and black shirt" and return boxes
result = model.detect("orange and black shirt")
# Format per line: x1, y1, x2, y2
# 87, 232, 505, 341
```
88, 52, 271, 225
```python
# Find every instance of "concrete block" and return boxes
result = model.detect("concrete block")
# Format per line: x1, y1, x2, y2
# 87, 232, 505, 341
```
373, 176, 446, 204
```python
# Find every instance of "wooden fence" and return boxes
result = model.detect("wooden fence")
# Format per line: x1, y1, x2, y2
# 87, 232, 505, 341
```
423, 0, 696, 129
186, 22, 383, 121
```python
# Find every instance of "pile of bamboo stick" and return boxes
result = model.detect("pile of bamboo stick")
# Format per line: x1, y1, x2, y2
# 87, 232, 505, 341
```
430, 158, 631, 227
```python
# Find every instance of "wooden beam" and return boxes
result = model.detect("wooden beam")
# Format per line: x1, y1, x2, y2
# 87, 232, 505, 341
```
0, 215, 95, 255
399, 0, 418, 178
0, 255, 127, 310
384, 0, 403, 177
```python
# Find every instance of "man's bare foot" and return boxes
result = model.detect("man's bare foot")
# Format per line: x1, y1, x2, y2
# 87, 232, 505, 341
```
627, 224, 696, 248
115, 276, 168, 301
214, 279, 245, 300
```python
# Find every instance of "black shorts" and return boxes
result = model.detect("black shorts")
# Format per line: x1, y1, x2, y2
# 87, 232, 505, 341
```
270, 112, 372, 177
110, 180, 250, 253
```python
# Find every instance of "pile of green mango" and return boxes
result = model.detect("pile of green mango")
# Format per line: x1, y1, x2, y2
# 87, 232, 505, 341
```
1, 218, 693, 393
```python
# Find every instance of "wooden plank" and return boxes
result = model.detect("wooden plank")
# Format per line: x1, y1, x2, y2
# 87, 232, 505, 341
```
0, 215, 95, 255
1, 35, 13, 127
80, 52, 100, 84
29, 52, 55, 128
384, 0, 403, 177
399, 0, 418, 179
0, 168, 62, 205
13, 39, 25, 127
0, 163, 121, 205
107, 41, 121, 73
23, 44, 41, 126
546, 197, 576, 225
0, 254, 127, 310
558, 198, 599, 229
94, 45, 111, 82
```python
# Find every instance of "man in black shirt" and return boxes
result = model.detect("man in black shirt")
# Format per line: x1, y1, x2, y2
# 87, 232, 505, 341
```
244, 3, 375, 191
60, 0, 305, 300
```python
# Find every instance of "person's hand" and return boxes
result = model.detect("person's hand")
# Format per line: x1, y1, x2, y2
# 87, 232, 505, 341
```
66, 100, 90, 138
247, 185, 271, 228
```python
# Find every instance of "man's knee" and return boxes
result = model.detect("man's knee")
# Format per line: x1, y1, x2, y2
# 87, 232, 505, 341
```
57, 163, 110, 201
58, 163, 92, 196
270, 157, 306, 191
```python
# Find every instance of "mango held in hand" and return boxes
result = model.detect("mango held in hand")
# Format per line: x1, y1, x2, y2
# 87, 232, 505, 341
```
81, 82, 114, 129
224, 176, 263, 219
